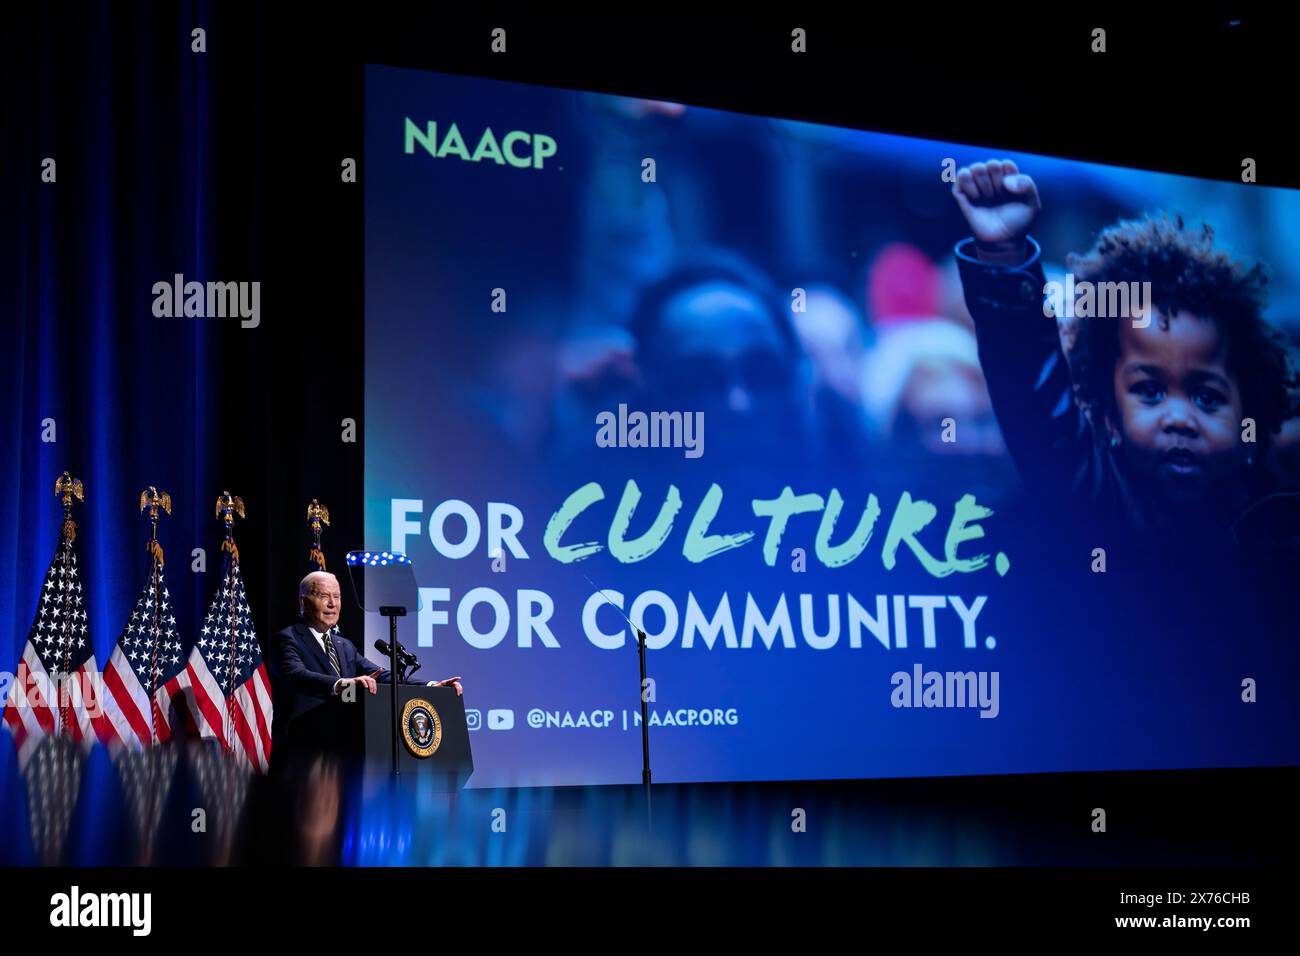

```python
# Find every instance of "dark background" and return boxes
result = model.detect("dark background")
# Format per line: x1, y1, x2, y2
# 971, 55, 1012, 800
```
2, 5, 1296, 865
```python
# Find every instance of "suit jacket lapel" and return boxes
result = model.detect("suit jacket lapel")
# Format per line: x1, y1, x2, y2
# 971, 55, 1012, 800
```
296, 621, 334, 674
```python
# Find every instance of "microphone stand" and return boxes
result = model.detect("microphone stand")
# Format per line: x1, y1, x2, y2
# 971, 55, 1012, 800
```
637, 627, 651, 823
583, 574, 652, 832
378, 606, 407, 776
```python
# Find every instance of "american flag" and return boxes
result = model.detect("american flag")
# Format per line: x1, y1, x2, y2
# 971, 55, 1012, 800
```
112, 746, 178, 864
16, 736, 85, 865
93, 565, 188, 749
180, 555, 273, 772
188, 740, 252, 864
2, 538, 101, 769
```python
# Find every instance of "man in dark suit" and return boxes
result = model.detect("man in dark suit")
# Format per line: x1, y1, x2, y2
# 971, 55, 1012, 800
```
265, 571, 462, 769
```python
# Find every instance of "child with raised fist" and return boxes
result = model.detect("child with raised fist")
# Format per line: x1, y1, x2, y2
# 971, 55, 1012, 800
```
949, 159, 1297, 549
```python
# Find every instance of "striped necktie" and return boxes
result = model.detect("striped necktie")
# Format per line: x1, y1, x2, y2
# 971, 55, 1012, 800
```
321, 628, 342, 676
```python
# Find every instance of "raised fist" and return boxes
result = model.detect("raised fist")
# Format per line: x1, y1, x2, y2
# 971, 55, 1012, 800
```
951, 159, 1041, 250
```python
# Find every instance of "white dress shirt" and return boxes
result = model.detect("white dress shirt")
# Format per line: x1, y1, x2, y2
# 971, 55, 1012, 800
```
307, 625, 333, 658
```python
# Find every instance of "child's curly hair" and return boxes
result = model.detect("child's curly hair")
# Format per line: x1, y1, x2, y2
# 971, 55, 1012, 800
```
1066, 212, 1298, 451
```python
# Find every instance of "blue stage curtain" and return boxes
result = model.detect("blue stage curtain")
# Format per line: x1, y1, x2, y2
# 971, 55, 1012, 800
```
0, 2, 228, 864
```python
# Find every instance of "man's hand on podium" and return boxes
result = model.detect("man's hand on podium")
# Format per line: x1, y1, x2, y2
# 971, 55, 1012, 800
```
334, 674, 379, 696
427, 676, 464, 697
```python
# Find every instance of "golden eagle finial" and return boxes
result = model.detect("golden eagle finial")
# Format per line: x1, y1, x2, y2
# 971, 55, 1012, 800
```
215, 491, 245, 563
54, 471, 84, 542
139, 486, 171, 566
214, 491, 245, 521
307, 498, 331, 571
307, 499, 330, 526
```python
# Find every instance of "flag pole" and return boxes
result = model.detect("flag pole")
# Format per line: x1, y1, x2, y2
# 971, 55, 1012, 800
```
215, 491, 246, 759
307, 498, 330, 571
53, 472, 85, 737
139, 486, 172, 744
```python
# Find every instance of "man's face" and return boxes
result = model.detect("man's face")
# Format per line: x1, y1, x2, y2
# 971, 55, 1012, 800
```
1112, 308, 1245, 505
302, 575, 342, 631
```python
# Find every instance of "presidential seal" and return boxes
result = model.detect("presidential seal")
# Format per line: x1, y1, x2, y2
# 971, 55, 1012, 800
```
401, 698, 443, 758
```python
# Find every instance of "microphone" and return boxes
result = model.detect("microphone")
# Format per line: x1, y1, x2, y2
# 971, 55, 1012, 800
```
375, 638, 419, 665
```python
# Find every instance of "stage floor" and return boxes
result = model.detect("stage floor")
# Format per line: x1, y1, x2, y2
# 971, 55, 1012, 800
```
1, 741, 1293, 866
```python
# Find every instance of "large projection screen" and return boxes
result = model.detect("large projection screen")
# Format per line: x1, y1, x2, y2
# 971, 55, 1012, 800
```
364, 64, 1300, 788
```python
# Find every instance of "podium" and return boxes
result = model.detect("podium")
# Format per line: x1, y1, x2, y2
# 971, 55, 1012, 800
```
359, 684, 474, 788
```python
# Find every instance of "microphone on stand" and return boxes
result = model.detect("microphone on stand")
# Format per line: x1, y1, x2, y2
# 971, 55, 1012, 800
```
581, 572, 653, 830
376, 638, 421, 676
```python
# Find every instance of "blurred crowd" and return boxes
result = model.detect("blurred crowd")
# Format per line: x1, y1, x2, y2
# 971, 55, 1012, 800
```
464, 95, 1300, 503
